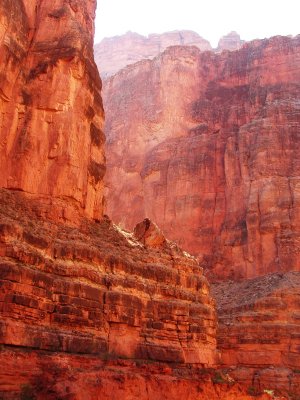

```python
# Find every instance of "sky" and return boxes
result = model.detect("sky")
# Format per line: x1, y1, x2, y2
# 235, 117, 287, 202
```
95, 0, 299, 47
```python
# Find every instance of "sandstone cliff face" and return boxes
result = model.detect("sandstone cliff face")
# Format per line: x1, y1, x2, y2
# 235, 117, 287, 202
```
212, 273, 300, 395
104, 36, 300, 281
0, 188, 218, 399
0, 0, 299, 398
0, 2, 232, 398
94, 30, 212, 78
0, 0, 105, 220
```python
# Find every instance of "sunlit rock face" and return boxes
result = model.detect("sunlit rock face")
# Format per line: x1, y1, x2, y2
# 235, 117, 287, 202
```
104, 36, 300, 281
0, 0, 105, 220
94, 30, 212, 78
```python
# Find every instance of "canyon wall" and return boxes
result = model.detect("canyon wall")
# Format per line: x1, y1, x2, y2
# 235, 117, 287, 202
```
0, 188, 219, 399
94, 31, 244, 79
0, 0, 299, 398
104, 36, 300, 281
103, 38, 300, 396
94, 30, 212, 78
0, 0, 105, 220
0, 2, 235, 399
213, 274, 300, 395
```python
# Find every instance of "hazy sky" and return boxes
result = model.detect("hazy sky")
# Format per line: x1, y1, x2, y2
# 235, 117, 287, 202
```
95, 0, 299, 47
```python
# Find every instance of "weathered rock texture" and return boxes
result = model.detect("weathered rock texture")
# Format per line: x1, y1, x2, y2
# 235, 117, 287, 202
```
104, 36, 300, 281
0, 188, 218, 398
0, 0, 105, 220
212, 272, 300, 395
0, 349, 272, 400
94, 30, 212, 78
217, 31, 244, 52
0, 1, 299, 398
0, 2, 228, 398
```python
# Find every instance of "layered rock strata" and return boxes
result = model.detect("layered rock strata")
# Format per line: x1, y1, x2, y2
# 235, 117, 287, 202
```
212, 272, 300, 396
0, 0, 105, 220
0, 188, 218, 398
0, 3, 221, 398
104, 36, 300, 281
0, 350, 273, 400
94, 30, 212, 78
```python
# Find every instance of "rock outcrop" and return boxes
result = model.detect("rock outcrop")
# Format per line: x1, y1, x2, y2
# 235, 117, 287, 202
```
217, 31, 244, 52
0, 188, 218, 399
104, 36, 300, 281
0, 1, 244, 399
103, 33, 300, 398
212, 273, 300, 395
0, 0, 105, 221
94, 30, 212, 78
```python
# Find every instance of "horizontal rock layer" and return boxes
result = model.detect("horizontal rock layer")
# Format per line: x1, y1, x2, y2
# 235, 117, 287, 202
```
0, 350, 272, 400
104, 36, 300, 281
0, 188, 217, 397
212, 272, 300, 395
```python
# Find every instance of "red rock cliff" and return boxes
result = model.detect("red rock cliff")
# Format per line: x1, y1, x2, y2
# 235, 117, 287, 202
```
0, 1, 298, 399
212, 273, 300, 395
0, 0, 105, 220
0, 2, 250, 399
104, 37, 300, 281
94, 30, 212, 78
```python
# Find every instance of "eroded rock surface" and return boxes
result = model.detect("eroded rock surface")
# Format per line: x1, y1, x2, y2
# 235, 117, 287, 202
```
0, 349, 272, 400
0, 0, 105, 220
104, 36, 300, 281
212, 272, 300, 395
0, 188, 217, 398
0, 0, 299, 398
94, 30, 212, 78
134, 218, 167, 248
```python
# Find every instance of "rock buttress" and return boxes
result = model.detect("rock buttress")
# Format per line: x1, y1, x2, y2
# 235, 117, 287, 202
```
0, 0, 105, 220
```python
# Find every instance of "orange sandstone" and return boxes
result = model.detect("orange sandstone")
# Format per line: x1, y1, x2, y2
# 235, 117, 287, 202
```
104, 37, 300, 281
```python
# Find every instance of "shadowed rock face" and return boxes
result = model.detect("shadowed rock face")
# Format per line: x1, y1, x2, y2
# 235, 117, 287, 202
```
94, 30, 212, 78
0, 0, 105, 220
104, 36, 300, 281
212, 273, 300, 395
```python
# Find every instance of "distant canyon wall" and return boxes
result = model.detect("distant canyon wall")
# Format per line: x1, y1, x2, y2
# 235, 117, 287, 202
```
104, 36, 300, 280
94, 30, 243, 78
